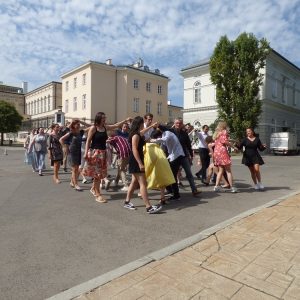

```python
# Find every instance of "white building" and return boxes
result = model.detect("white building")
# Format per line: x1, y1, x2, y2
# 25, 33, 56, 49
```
180, 50, 300, 145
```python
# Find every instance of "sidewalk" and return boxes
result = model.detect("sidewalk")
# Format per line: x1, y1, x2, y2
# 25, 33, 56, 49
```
72, 193, 300, 300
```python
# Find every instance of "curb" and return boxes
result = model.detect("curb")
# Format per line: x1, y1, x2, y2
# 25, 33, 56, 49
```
46, 189, 300, 300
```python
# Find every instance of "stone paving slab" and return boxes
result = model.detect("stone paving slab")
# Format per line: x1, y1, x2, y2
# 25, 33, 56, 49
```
73, 193, 300, 300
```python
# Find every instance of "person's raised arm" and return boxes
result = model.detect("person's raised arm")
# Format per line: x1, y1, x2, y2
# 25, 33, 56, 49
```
106, 117, 132, 131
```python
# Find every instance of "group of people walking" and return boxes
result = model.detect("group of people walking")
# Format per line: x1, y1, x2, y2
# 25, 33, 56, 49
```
24, 112, 266, 214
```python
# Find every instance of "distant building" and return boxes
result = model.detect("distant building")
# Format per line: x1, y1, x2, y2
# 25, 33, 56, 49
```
0, 83, 25, 117
61, 59, 169, 124
167, 101, 183, 123
180, 49, 300, 145
24, 81, 62, 128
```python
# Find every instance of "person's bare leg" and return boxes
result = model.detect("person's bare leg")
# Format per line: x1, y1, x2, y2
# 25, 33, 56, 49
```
136, 174, 151, 208
224, 165, 234, 187
254, 164, 261, 183
125, 175, 138, 202
248, 165, 257, 184
215, 167, 224, 186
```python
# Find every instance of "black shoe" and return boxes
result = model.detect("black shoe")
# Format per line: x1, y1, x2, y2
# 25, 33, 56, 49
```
202, 180, 209, 186
195, 173, 202, 179
168, 195, 181, 201
63, 168, 68, 172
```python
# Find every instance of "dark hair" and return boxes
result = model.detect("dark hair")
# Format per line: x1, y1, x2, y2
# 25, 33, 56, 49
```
129, 116, 144, 141
70, 119, 80, 130
246, 127, 256, 136
144, 113, 153, 119
151, 129, 162, 139
94, 112, 106, 126
202, 125, 209, 130
51, 123, 59, 130
205, 136, 213, 144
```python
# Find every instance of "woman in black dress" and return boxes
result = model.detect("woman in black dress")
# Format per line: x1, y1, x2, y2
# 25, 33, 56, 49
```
124, 116, 161, 214
238, 128, 266, 190
48, 124, 63, 183
60, 119, 82, 191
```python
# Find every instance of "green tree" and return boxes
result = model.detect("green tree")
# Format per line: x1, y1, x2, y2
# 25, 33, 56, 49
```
0, 100, 23, 145
210, 32, 270, 140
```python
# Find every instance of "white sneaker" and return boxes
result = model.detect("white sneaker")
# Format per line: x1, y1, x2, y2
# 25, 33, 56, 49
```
214, 185, 222, 192
231, 187, 238, 193
258, 182, 264, 190
254, 183, 260, 190
120, 186, 129, 192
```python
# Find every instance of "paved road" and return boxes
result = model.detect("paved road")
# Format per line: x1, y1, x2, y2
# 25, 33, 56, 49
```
0, 147, 299, 299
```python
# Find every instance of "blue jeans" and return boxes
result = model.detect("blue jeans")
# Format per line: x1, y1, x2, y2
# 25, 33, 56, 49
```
35, 151, 46, 171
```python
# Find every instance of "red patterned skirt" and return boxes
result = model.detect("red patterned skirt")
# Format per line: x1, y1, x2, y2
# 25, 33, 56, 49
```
83, 149, 107, 180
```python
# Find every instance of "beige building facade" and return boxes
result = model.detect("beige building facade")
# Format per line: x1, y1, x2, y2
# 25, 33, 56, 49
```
25, 81, 62, 128
61, 59, 169, 124
181, 49, 300, 146
0, 83, 25, 117
167, 102, 183, 124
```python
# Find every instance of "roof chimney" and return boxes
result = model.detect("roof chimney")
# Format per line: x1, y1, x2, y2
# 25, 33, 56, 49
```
22, 81, 28, 93
106, 58, 112, 66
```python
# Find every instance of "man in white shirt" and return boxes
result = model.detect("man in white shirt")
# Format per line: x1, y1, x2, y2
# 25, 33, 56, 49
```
195, 125, 210, 184
143, 113, 154, 141
150, 125, 184, 200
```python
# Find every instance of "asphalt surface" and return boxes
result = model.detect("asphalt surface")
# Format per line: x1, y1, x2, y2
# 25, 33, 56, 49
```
0, 146, 300, 300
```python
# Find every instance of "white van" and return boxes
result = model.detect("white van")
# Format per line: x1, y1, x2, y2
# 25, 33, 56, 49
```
270, 132, 299, 155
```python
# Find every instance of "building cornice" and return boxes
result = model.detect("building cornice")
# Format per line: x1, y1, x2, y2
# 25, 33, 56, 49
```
182, 105, 218, 113
26, 81, 61, 96
262, 98, 300, 114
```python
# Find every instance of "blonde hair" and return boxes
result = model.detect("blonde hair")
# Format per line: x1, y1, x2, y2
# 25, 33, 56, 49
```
213, 121, 227, 140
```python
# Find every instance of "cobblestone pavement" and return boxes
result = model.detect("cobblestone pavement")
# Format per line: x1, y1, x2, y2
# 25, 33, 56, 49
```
76, 193, 300, 300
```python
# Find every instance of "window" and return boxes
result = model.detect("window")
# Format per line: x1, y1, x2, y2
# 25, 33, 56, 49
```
133, 79, 139, 89
44, 96, 47, 112
31, 101, 33, 115
271, 72, 277, 98
194, 81, 201, 103
48, 95, 51, 111
133, 98, 139, 112
146, 100, 151, 113
65, 99, 69, 113
158, 85, 162, 94
82, 94, 86, 110
65, 81, 69, 92
74, 77, 77, 89
157, 102, 162, 115
169, 109, 172, 117
146, 82, 151, 92
282, 77, 288, 103
82, 73, 86, 85
292, 83, 296, 106
73, 97, 77, 111
34, 101, 36, 115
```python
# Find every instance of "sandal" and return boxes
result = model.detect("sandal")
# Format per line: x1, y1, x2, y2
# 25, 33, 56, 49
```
95, 195, 107, 203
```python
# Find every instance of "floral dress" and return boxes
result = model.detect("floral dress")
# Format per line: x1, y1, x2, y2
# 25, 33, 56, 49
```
213, 130, 231, 166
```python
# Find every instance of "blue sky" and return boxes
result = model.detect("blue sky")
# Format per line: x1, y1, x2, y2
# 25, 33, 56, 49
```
1, 0, 300, 106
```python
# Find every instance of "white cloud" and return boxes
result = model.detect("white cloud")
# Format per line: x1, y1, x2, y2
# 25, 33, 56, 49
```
0, 0, 299, 106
